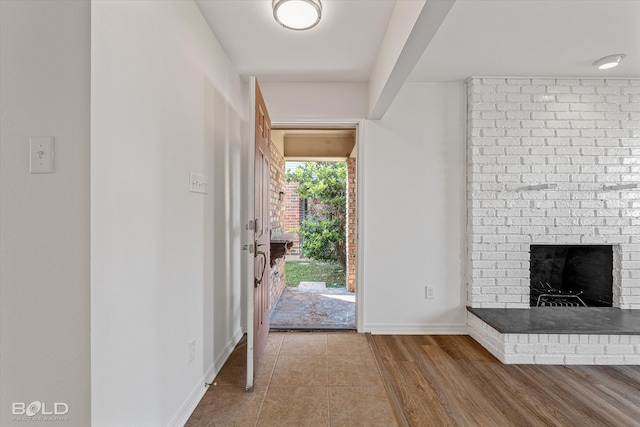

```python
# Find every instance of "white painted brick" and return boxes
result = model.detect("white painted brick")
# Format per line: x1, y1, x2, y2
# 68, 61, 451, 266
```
468, 77, 640, 311
506, 94, 531, 102
507, 79, 532, 85
496, 120, 521, 128
481, 111, 506, 120
557, 79, 581, 86
622, 104, 640, 112
534, 355, 565, 364
529, 147, 555, 155
530, 129, 555, 137
481, 94, 507, 102
595, 355, 625, 365
547, 103, 571, 112
505, 128, 531, 137
503, 354, 535, 364
564, 355, 596, 364
496, 102, 522, 111
547, 85, 571, 94
545, 344, 576, 354
623, 355, 640, 364
570, 103, 595, 112
572, 86, 596, 94
521, 103, 546, 111
554, 130, 581, 137
576, 344, 605, 354
582, 95, 606, 104
504, 335, 519, 344
482, 78, 506, 85
605, 344, 635, 354
522, 85, 546, 94
597, 86, 621, 95
482, 128, 506, 137
556, 94, 581, 103
515, 343, 544, 353
582, 79, 606, 86
497, 85, 522, 93
532, 78, 556, 85
546, 120, 571, 129
596, 103, 621, 112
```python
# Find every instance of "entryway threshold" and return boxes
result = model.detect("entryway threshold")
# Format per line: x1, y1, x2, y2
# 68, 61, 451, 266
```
270, 326, 357, 332
270, 286, 355, 330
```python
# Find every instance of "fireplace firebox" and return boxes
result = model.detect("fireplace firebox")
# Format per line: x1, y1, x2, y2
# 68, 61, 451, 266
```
529, 245, 613, 307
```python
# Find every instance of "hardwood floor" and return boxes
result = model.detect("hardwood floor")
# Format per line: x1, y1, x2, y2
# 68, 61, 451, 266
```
369, 335, 640, 427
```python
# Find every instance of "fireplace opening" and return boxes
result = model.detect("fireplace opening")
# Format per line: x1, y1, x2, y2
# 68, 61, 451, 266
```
530, 245, 613, 307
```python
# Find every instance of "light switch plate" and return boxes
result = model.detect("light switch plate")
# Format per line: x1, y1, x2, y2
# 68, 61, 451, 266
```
189, 172, 208, 194
30, 136, 54, 173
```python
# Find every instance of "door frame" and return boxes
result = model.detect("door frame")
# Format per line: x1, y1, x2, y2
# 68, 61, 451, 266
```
245, 78, 257, 390
245, 103, 366, 388
269, 120, 366, 332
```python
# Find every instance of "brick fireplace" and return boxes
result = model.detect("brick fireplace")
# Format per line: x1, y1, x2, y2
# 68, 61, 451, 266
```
466, 77, 640, 364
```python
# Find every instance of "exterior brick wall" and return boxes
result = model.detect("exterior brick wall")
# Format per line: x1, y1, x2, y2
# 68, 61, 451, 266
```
467, 77, 640, 309
347, 158, 357, 292
283, 182, 301, 255
269, 142, 286, 310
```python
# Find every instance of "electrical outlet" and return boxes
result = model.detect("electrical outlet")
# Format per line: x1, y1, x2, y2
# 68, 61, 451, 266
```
425, 286, 435, 299
188, 340, 196, 365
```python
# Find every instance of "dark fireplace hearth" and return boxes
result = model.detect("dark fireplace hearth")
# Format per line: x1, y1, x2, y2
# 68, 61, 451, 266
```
530, 245, 613, 307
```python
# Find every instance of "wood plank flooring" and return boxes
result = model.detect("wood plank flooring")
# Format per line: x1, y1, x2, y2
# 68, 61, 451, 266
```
369, 335, 640, 427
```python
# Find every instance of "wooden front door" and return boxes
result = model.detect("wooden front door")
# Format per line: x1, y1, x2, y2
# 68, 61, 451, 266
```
251, 80, 271, 387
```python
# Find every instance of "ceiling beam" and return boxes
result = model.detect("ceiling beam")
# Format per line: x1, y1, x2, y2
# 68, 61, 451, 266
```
368, 0, 455, 120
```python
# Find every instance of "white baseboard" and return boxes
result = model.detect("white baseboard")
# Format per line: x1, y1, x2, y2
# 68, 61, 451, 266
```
365, 323, 468, 335
213, 328, 244, 374
169, 328, 244, 427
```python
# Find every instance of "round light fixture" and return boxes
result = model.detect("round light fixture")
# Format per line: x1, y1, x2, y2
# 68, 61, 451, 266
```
273, 0, 322, 31
592, 53, 626, 70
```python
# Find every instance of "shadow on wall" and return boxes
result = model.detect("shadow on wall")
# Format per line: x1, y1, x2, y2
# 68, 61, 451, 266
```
206, 77, 246, 372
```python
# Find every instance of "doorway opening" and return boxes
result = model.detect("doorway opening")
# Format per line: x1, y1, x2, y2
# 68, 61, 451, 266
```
267, 127, 357, 330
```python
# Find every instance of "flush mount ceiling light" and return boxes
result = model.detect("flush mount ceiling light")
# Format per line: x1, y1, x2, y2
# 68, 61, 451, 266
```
592, 53, 626, 70
273, 0, 322, 31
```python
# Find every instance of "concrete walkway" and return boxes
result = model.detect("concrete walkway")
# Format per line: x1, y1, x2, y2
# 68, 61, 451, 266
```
270, 286, 355, 330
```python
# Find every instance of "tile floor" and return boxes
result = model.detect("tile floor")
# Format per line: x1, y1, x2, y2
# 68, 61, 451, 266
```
186, 332, 398, 426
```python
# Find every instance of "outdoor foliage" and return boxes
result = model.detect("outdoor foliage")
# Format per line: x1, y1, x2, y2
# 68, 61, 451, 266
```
285, 260, 345, 288
287, 162, 347, 269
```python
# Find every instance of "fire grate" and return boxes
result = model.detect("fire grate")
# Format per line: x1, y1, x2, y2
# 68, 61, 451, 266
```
530, 281, 587, 307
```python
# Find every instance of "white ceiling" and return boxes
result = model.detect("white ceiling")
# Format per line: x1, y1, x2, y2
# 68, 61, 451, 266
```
196, 0, 640, 84
196, 0, 396, 82
409, 0, 640, 82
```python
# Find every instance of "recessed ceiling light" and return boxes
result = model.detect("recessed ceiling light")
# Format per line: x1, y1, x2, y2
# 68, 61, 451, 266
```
273, 0, 322, 31
592, 54, 626, 70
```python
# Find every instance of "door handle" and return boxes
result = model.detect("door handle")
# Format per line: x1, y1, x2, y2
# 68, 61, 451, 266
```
255, 251, 267, 288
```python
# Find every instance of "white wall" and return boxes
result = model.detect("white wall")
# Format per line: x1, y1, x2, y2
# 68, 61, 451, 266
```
91, 1, 246, 425
262, 81, 467, 333
260, 82, 368, 123
362, 82, 467, 333
0, 1, 91, 426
